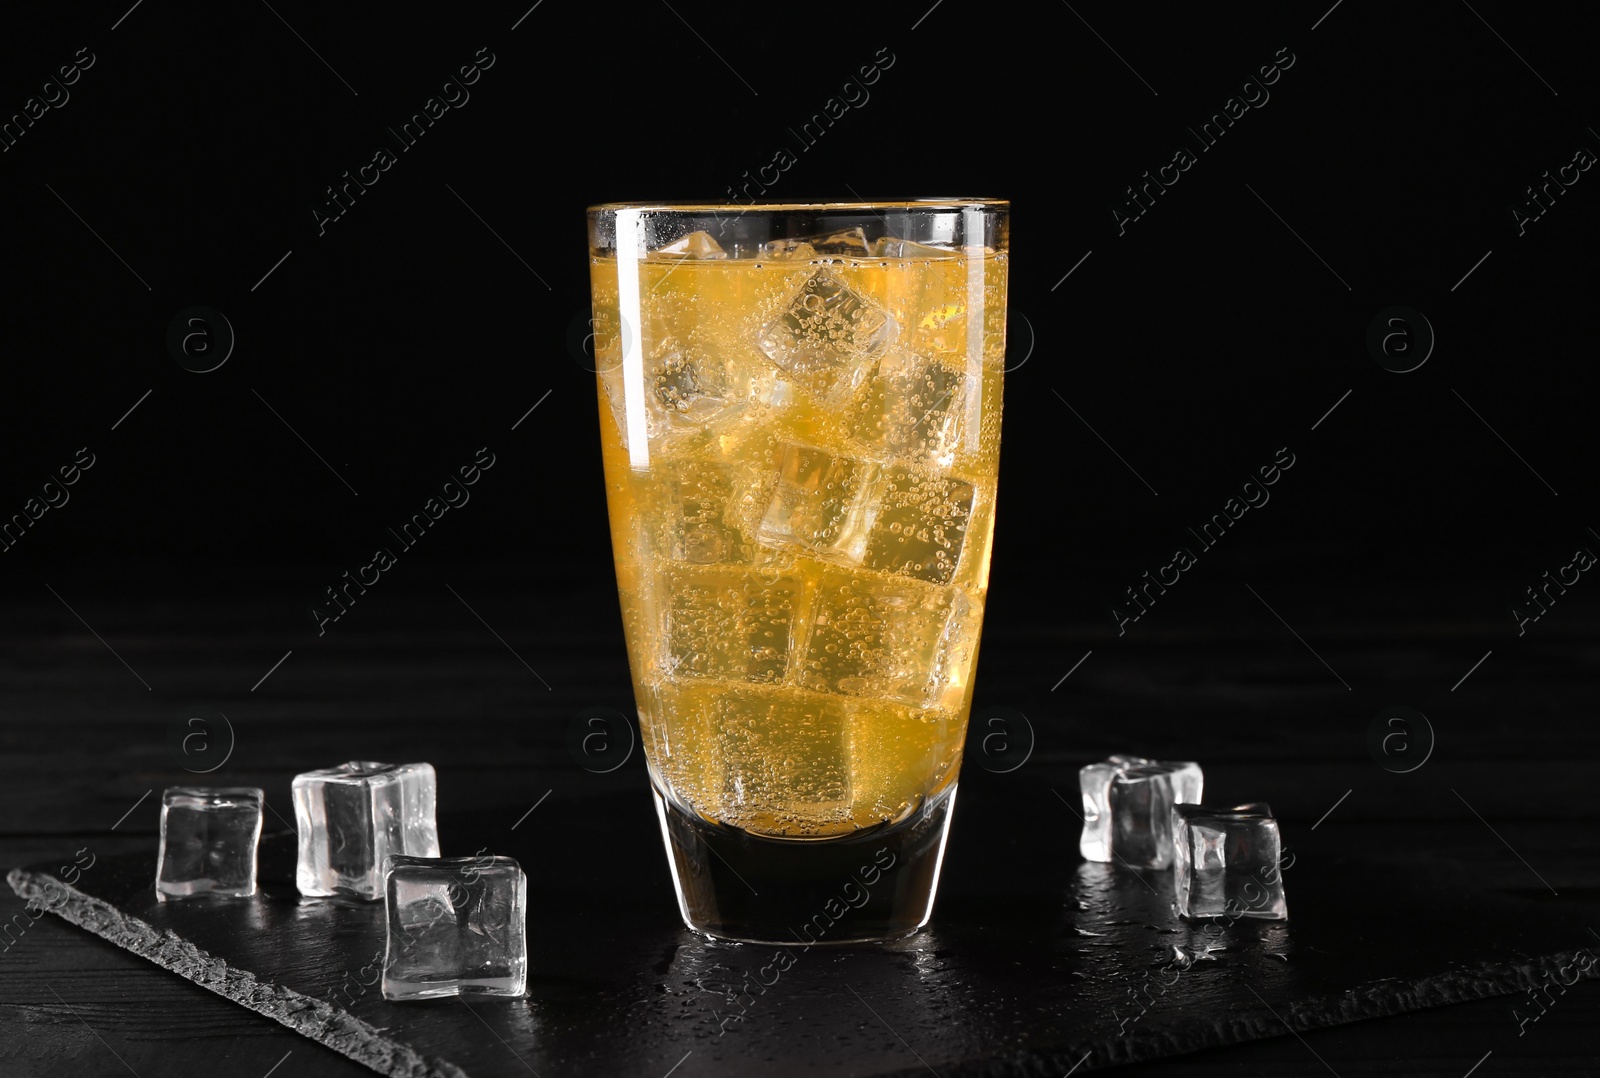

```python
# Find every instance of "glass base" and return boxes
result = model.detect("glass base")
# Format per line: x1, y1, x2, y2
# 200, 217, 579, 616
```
651, 783, 958, 945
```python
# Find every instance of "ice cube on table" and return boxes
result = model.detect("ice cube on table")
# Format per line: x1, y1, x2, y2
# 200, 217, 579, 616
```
1079, 755, 1203, 868
663, 567, 803, 683
850, 351, 965, 464
756, 444, 880, 564
156, 787, 263, 900
382, 854, 528, 1000
862, 467, 973, 585
292, 761, 439, 900
1172, 802, 1288, 921
798, 568, 981, 709
756, 268, 895, 377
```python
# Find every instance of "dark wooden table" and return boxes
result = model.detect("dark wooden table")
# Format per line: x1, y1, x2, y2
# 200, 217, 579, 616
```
3, 567, 1597, 1076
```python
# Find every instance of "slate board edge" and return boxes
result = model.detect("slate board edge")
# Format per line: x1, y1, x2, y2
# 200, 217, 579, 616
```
14, 858, 1599, 1078
7, 866, 464, 1078
879, 950, 1600, 1077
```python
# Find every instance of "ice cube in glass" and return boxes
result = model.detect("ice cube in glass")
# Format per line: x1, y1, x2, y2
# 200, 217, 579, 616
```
862, 467, 973, 585
662, 568, 802, 683
799, 568, 981, 710
756, 268, 894, 375
756, 444, 879, 564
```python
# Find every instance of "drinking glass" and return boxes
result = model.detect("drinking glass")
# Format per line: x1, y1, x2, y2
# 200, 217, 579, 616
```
587, 200, 1008, 943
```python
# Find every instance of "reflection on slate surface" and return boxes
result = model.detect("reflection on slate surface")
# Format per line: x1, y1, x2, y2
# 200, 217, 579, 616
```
10, 778, 1599, 1077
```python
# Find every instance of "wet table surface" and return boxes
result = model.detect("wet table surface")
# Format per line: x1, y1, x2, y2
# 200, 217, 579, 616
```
3, 572, 1598, 1076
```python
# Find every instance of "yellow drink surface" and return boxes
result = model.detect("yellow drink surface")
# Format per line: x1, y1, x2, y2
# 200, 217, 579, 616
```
593, 244, 1006, 837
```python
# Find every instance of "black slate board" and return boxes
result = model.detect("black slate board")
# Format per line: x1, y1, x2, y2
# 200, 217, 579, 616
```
10, 779, 1599, 1077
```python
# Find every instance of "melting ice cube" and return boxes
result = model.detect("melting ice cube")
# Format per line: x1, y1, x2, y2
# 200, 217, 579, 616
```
874, 236, 954, 259
1079, 755, 1203, 868
1172, 802, 1288, 921
654, 231, 726, 258
764, 227, 872, 259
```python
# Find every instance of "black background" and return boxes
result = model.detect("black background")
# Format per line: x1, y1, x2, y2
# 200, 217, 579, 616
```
5, 0, 1596, 754
2, 1, 1598, 1074
4, 1, 1593, 587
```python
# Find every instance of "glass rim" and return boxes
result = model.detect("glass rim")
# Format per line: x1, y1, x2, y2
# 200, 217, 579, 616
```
586, 197, 1008, 214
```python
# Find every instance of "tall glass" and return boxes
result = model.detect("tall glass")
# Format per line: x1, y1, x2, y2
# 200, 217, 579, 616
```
587, 201, 1008, 943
